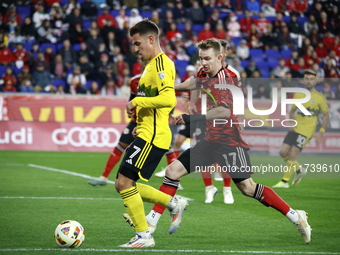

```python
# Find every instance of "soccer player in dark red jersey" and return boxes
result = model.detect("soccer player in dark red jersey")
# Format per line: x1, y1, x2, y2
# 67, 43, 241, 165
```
125, 38, 311, 244
88, 74, 140, 186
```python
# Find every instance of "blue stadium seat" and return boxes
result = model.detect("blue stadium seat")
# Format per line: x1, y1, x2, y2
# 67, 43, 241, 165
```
24, 42, 34, 52
265, 49, 280, 63
83, 20, 92, 30
231, 37, 242, 47
141, 11, 152, 19
280, 49, 292, 60
72, 44, 81, 52
110, 10, 119, 17
0, 65, 6, 77
40, 43, 57, 54
17, 6, 31, 21
53, 78, 66, 88
86, 80, 93, 89
174, 60, 189, 80
282, 16, 291, 23
60, 0, 69, 6
13, 67, 23, 76
250, 49, 264, 62
257, 61, 269, 78
177, 23, 185, 32
192, 24, 204, 35
240, 60, 250, 68
268, 61, 279, 69
266, 16, 276, 22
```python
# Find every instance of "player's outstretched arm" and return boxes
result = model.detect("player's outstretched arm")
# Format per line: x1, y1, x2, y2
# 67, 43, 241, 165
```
175, 78, 198, 92
175, 106, 231, 124
132, 87, 177, 109
315, 111, 329, 144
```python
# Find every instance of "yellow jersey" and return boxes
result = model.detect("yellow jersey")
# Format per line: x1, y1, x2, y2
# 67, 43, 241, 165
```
293, 89, 328, 138
132, 53, 177, 150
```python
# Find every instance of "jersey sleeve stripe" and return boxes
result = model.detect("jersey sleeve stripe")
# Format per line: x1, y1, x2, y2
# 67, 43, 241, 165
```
159, 86, 174, 92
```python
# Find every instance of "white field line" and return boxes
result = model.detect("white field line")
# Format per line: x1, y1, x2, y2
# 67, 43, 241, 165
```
26, 164, 194, 201
0, 248, 338, 254
28, 163, 115, 184
0, 196, 120, 200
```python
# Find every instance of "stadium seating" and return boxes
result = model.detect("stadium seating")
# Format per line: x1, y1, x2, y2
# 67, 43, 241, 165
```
250, 49, 264, 62
83, 20, 92, 30
40, 43, 57, 54
175, 60, 189, 80
280, 49, 292, 60
240, 60, 250, 68
231, 37, 242, 47
265, 49, 280, 63
192, 24, 204, 35
17, 5, 31, 22
53, 78, 66, 88
257, 61, 270, 78
0, 65, 6, 77
141, 11, 152, 19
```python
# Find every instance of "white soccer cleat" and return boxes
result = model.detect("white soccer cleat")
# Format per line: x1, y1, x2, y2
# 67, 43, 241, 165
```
272, 181, 289, 188
294, 210, 312, 244
223, 187, 234, 204
177, 183, 184, 190
155, 168, 166, 178
169, 196, 188, 234
118, 234, 155, 248
123, 213, 156, 234
292, 167, 307, 185
205, 186, 218, 203
214, 172, 223, 181
88, 176, 108, 186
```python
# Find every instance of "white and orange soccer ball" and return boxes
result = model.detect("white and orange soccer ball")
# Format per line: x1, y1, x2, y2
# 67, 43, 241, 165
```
54, 220, 85, 248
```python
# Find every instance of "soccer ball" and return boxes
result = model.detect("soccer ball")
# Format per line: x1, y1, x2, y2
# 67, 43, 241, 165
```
54, 220, 85, 248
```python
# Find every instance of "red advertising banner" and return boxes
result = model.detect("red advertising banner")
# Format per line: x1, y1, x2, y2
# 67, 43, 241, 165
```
0, 121, 126, 152
1, 121, 340, 153
241, 130, 340, 153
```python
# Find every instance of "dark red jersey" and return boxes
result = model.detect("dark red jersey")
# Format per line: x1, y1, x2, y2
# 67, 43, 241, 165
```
197, 67, 249, 149
130, 74, 141, 123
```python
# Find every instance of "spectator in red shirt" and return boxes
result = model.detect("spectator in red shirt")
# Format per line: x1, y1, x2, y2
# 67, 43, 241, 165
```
292, 0, 308, 16
331, 36, 340, 57
256, 11, 271, 33
166, 22, 180, 42
322, 30, 335, 50
291, 57, 306, 78
215, 22, 228, 39
198, 23, 215, 42
240, 10, 256, 36
275, 0, 292, 15
1, 66, 17, 92
0, 40, 13, 66
285, 49, 299, 68
3, 5, 22, 26
12, 43, 29, 65
97, 6, 118, 29
315, 42, 329, 60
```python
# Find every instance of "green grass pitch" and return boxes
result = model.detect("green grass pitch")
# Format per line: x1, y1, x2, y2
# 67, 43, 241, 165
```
0, 150, 339, 255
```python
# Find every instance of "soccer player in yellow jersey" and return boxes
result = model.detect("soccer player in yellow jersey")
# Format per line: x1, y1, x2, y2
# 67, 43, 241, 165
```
114, 19, 187, 248
273, 70, 329, 188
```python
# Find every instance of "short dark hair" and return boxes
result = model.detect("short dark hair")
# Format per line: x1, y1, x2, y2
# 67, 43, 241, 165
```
197, 38, 222, 56
129, 19, 159, 39
219, 39, 230, 50
304, 69, 316, 76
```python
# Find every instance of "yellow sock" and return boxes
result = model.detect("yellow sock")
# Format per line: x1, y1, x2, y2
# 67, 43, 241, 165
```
283, 160, 300, 181
120, 186, 148, 232
136, 183, 171, 206
282, 156, 288, 162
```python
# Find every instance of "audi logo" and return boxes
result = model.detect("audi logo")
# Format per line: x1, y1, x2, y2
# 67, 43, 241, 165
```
52, 127, 120, 147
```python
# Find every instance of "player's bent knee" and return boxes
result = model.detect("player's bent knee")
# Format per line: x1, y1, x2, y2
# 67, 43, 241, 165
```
165, 160, 187, 180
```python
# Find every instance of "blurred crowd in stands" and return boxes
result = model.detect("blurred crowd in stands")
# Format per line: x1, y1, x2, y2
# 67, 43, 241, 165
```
0, 0, 339, 100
